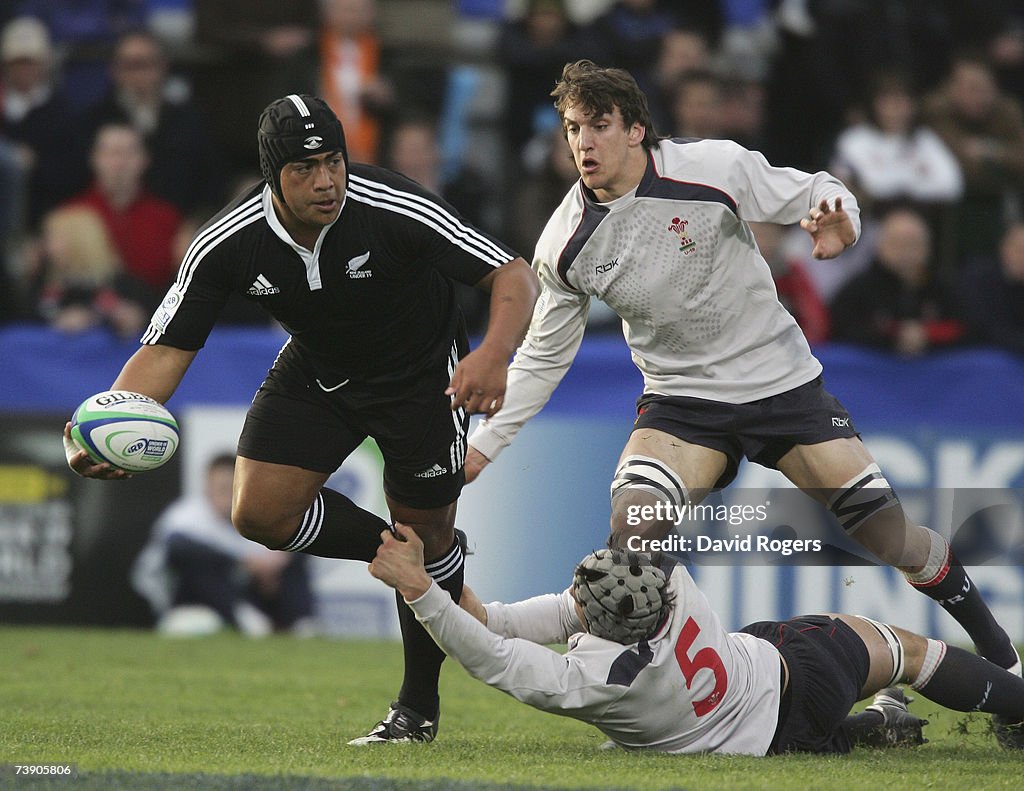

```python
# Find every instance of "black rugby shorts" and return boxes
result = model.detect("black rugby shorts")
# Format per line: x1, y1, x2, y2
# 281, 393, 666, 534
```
237, 340, 469, 509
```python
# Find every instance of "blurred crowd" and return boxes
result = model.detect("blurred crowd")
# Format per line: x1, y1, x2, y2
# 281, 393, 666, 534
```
1, 0, 1024, 357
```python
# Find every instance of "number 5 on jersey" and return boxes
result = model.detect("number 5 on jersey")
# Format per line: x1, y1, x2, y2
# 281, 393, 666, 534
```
675, 617, 728, 716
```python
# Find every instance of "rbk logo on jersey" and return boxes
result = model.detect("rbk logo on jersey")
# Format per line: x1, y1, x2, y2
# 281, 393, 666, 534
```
596, 257, 620, 274
347, 251, 373, 279
247, 274, 280, 295
668, 216, 697, 255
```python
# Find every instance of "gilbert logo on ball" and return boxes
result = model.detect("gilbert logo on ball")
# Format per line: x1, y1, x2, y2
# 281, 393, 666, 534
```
70, 390, 179, 473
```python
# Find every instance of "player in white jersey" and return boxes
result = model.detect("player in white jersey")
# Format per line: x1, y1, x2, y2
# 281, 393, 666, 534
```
464, 61, 1021, 704
369, 524, 1024, 754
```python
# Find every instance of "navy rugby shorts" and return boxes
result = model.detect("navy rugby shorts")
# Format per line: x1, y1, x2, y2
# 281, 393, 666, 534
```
633, 376, 858, 488
237, 340, 469, 509
741, 615, 871, 754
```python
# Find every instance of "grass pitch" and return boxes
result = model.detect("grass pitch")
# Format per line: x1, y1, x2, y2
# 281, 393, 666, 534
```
0, 627, 1020, 791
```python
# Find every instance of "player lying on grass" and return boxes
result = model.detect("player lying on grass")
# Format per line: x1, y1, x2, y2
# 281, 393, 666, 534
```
370, 524, 1024, 754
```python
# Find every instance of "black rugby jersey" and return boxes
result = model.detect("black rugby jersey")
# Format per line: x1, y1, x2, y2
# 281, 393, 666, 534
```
142, 164, 517, 382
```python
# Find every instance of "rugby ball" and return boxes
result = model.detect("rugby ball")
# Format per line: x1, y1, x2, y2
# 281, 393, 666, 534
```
70, 390, 179, 473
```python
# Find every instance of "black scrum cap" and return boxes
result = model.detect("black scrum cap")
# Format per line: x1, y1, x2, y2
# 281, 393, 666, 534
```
258, 94, 347, 199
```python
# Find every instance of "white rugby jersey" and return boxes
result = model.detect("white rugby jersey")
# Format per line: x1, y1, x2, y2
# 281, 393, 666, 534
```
408, 563, 782, 754
470, 138, 860, 460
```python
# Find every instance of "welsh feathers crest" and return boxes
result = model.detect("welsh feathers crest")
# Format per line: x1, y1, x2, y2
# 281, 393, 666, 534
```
668, 217, 697, 255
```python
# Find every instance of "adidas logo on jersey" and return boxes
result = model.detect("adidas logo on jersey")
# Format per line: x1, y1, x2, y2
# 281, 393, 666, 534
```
247, 274, 280, 295
347, 251, 373, 279
414, 463, 448, 479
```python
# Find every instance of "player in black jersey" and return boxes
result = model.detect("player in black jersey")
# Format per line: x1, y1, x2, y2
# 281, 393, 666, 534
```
63, 94, 540, 743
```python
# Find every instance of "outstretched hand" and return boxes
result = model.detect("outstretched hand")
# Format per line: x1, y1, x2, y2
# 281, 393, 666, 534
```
800, 197, 856, 260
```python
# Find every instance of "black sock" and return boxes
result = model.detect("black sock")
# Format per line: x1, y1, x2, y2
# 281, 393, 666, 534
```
277, 487, 388, 561
276, 495, 466, 720
914, 641, 1024, 719
906, 532, 1017, 668
395, 533, 466, 720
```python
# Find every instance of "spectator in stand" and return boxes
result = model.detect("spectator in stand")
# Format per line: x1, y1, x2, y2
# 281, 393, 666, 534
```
27, 205, 150, 338
831, 71, 963, 277
764, 2, 958, 174
833, 72, 963, 215
67, 122, 181, 294
923, 53, 1024, 260
193, 0, 317, 178
669, 69, 724, 139
959, 221, 1024, 355
498, 0, 596, 159
317, 0, 395, 165
385, 116, 491, 230
16, 0, 148, 112
385, 115, 493, 334
716, 0, 777, 82
588, 1, 718, 103
647, 28, 711, 133
506, 122, 580, 262
751, 222, 829, 346
79, 30, 224, 215
960, 2, 1024, 103
132, 453, 316, 636
0, 16, 89, 229
719, 76, 768, 152
830, 208, 965, 356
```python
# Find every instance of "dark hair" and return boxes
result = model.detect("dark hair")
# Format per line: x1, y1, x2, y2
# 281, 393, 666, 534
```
114, 28, 165, 57
527, 0, 567, 13
92, 121, 146, 154
948, 48, 995, 75
863, 69, 921, 132
551, 60, 661, 148
673, 69, 721, 96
